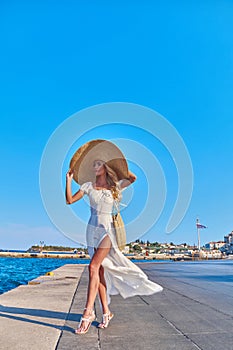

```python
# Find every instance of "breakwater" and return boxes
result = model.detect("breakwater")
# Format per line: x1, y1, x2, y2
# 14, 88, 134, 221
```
0, 251, 90, 259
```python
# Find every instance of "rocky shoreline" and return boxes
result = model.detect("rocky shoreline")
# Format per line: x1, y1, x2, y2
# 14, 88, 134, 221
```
0, 251, 90, 259
0, 251, 225, 260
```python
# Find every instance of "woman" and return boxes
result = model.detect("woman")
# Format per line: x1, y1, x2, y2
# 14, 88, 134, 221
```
66, 140, 163, 335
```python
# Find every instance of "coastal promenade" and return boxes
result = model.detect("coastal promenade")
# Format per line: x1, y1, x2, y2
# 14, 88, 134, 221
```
0, 264, 86, 350
0, 261, 233, 349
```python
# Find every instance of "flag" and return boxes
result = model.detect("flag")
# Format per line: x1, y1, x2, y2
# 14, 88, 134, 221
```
196, 223, 207, 229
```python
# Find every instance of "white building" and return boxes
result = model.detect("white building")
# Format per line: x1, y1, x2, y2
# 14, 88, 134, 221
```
222, 231, 233, 254
205, 241, 226, 250
224, 232, 233, 244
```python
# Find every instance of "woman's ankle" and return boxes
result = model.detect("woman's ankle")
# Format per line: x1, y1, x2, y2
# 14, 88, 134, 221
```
83, 307, 93, 315
102, 308, 110, 315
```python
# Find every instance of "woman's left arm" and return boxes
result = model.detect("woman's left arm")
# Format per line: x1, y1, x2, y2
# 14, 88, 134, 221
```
120, 170, 137, 189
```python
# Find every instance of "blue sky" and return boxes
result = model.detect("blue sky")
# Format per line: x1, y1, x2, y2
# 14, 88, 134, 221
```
0, 0, 233, 249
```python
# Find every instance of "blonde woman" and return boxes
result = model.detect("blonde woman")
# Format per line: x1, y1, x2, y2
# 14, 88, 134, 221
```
65, 140, 163, 335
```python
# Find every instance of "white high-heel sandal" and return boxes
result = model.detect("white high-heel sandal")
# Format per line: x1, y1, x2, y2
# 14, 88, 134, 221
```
98, 312, 114, 329
75, 308, 96, 335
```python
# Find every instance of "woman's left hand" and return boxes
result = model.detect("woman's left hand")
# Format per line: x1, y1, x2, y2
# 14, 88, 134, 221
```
127, 170, 137, 183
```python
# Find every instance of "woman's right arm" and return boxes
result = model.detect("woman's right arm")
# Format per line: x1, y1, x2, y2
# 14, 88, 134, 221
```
66, 169, 84, 204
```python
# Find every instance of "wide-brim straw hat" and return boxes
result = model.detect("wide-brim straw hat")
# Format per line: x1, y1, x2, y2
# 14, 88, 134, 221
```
69, 139, 129, 185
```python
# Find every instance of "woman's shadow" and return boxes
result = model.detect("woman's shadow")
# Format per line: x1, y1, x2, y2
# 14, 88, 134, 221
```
0, 304, 98, 333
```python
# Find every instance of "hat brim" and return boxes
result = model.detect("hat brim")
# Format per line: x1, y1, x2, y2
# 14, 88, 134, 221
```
69, 139, 129, 185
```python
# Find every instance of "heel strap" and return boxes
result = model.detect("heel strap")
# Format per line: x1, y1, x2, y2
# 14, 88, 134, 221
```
84, 307, 93, 312
102, 313, 110, 324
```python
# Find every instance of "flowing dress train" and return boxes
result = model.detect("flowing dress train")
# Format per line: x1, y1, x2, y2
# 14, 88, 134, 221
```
80, 181, 163, 304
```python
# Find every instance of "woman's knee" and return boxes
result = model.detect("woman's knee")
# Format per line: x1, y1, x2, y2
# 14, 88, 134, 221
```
89, 261, 100, 275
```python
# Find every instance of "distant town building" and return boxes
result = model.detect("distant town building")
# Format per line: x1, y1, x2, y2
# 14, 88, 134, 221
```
122, 246, 129, 254
205, 241, 226, 250
222, 231, 233, 254
224, 231, 233, 244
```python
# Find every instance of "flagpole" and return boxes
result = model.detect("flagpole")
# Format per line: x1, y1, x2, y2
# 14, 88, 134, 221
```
196, 218, 207, 252
196, 218, 201, 251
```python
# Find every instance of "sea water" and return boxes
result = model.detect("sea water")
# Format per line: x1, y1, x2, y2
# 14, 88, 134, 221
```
0, 257, 89, 295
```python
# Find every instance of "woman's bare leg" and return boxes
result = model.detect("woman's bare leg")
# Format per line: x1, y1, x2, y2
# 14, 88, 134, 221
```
97, 265, 114, 328
98, 266, 109, 314
76, 235, 111, 333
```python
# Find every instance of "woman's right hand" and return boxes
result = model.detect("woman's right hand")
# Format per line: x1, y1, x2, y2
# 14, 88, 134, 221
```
65, 169, 84, 204
66, 169, 73, 181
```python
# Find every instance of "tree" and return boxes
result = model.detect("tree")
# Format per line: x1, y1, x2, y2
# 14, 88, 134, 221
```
133, 245, 142, 252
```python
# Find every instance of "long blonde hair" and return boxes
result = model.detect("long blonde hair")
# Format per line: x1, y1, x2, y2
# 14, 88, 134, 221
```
104, 163, 121, 202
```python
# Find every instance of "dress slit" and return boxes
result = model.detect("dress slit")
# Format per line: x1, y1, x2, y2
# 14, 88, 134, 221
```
96, 233, 112, 250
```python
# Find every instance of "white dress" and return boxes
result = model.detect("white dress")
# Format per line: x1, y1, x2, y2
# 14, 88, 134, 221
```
80, 181, 163, 304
